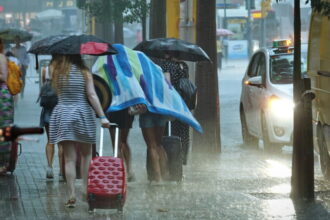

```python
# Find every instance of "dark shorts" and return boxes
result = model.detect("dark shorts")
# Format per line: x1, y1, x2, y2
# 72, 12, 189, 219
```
139, 112, 169, 128
106, 109, 134, 129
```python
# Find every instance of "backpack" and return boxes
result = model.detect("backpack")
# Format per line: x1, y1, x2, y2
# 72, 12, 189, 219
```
37, 80, 58, 109
177, 78, 197, 110
6, 61, 23, 95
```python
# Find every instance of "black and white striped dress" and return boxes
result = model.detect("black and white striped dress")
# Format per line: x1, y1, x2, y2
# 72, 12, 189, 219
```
49, 65, 96, 144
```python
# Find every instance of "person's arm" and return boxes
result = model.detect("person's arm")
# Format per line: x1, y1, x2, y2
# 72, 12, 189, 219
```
181, 62, 189, 78
0, 54, 8, 82
41, 67, 46, 84
84, 70, 110, 128
164, 71, 171, 82
22, 47, 29, 68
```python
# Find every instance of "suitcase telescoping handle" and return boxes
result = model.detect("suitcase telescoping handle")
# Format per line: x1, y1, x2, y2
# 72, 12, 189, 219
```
99, 123, 119, 158
168, 121, 171, 136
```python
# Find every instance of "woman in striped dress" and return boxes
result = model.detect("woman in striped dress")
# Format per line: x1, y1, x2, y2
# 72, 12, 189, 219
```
0, 38, 14, 174
49, 54, 110, 208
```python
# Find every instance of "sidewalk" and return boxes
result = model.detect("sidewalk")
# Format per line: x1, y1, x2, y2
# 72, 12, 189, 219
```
0, 64, 330, 220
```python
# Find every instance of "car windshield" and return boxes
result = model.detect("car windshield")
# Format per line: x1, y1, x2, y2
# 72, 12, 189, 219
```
270, 52, 307, 84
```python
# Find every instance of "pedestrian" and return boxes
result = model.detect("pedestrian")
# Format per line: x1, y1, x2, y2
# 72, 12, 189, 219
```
217, 38, 223, 70
11, 36, 29, 98
106, 108, 136, 182
0, 38, 14, 174
140, 111, 170, 183
39, 59, 64, 180
48, 54, 110, 208
5, 51, 20, 66
5, 51, 20, 106
152, 56, 191, 165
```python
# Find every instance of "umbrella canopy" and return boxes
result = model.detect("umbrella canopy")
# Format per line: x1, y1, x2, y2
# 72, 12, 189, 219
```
0, 28, 33, 43
134, 38, 210, 62
28, 34, 117, 56
216, 28, 234, 37
28, 34, 67, 54
36, 9, 63, 21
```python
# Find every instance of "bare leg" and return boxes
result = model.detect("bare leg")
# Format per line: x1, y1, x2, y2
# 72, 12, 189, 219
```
110, 127, 135, 181
62, 141, 77, 199
20, 66, 26, 98
141, 127, 161, 182
155, 126, 169, 179
46, 143, 55, 167
110, 129, 132, 171
79, 142, 92, 192
58, 144, 63, 176
45, 125, 54, 168
119, 129, 135, 180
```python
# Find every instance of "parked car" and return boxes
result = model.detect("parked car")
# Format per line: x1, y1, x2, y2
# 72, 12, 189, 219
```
308, 11, 330, 179
239, 40, 307, 151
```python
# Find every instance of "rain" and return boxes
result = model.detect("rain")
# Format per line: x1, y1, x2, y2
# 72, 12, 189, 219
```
0, 0, 330, 219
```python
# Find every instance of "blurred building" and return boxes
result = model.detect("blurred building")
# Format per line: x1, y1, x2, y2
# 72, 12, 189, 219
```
0, 0, 81, 38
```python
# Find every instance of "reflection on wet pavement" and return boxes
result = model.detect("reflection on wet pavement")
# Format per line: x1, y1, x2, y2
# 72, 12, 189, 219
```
265, 159, 291, 178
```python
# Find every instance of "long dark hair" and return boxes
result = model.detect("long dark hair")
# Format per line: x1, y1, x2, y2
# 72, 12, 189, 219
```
0, 38, 4, 53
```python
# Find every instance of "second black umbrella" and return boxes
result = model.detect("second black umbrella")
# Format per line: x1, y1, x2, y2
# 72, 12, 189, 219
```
134, 38, 210, 62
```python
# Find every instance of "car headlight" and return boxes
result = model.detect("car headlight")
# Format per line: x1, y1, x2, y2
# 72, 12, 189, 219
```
268, 96, 294, 118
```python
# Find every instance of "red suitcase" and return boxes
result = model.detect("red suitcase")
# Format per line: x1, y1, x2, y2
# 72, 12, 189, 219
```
87, 125, 126, 212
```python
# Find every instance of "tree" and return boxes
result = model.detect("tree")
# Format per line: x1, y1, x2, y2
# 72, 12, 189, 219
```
290, 0, 314, 200
149, 0, 166, 38
125, 0, 150, 41
310, 0, 330, 16
193, 0, 221, 153
77, 0, 150, 42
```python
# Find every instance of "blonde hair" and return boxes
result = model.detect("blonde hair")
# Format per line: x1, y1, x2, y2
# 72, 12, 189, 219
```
51, 54, 88, 92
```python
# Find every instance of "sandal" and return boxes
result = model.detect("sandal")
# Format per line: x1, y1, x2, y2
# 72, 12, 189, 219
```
65, 198, 76, 208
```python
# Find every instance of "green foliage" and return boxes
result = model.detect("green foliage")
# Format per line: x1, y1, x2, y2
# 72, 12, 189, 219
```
76, 0, 87, 9
124, 0, 150, 23
275, 0, 330, 16
77, 0, 150, 23
308, 0, 330, 16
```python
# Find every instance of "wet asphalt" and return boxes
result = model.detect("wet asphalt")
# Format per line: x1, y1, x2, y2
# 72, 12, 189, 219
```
0, 58, 330, 220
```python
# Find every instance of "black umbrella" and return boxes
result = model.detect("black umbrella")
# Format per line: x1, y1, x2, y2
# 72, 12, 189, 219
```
28, 34, 117, 56
134, 38, 210, 62
28, 34, 67, 55
0, 28, 33, 43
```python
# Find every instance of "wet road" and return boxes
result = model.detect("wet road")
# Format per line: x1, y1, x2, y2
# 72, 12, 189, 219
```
0, 59, 330, 219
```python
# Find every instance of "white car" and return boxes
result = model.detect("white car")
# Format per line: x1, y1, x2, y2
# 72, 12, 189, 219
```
239, 40, 307, 151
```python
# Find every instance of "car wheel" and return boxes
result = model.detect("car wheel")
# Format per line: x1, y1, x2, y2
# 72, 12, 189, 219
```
316, 123, 330, 180
240, 110, 258, 147
261, 112, 281, 152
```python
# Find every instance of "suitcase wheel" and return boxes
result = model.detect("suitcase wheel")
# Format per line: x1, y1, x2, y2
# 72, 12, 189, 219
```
117, 195, 124, 212
117, 195, 124, 213
88, 194, 95, 213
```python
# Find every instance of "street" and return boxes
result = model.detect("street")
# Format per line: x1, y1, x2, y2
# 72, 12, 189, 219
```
0, 59, 330, 220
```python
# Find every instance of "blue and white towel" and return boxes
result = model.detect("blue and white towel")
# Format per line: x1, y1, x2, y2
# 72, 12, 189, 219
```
92, 44, 202, 133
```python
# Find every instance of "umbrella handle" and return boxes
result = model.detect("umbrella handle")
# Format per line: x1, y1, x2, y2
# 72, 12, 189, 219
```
35, 54, 39, 70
